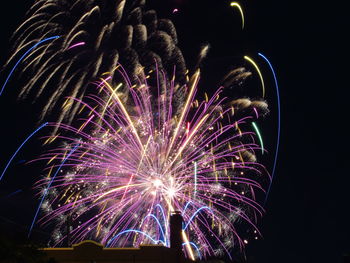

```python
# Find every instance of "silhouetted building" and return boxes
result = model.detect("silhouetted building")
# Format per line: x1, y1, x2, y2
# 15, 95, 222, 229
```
42, 240, 192, 263
41, 213, 192, 263
170, 211, 183, 259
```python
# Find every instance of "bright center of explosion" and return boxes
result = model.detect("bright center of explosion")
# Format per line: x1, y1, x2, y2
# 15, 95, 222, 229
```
150, 177, 178, 200
167, 187, 176, 198
153, 179, 162, 188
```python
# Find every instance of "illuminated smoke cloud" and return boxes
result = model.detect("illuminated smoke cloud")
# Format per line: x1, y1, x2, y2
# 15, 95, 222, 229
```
4, 0, 187, 126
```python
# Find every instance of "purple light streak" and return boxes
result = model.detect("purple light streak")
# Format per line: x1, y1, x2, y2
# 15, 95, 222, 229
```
30, 66, 269, 259
67, 42, 86, 50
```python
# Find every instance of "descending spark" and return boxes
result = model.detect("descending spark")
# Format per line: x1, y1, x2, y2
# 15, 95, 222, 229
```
182, 202, 193, 216
0, 122, 48, 181
155, 204, 168, 236
230, 2, 245, 30
28, 144, 79, 237
78, 114, 95, 133
252, 122, 264, 155
100, 83, 123, 121
182, 242, 202, 260
0, 36, 59, 96
253, 107, 259, 119
141, 214, 167, 244
67, 42, 86, 50
258, 52, 281, 204
183, 206, 212, 231
244, 55, 265, 98
182, 230, 195, 261
94, 184, 143, 203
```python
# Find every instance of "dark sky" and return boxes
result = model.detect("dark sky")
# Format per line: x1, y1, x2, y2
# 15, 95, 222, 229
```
0, 1, 348, 263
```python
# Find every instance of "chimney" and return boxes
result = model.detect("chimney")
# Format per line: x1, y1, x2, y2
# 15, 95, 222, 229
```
170, 211, 183, 257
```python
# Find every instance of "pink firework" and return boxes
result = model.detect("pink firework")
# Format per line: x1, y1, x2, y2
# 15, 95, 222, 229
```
33, 65, 269, 260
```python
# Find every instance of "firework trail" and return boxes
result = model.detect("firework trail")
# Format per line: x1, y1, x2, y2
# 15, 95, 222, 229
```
30, 66, 269, 259
0, 122, 48, 181
258, 53, 281, 205
2, 0, 187, 127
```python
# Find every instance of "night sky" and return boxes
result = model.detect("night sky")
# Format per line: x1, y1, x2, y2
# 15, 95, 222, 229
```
0, 0, 348, 263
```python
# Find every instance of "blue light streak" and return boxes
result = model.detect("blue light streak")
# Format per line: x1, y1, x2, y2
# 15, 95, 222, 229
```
182, 201, 193, 216
183, 206, 212, 231
28, 143, 79, 237
258, 52, 281, 205
0, 122, 48, 181
0, 36, 60, 96
141, 214, 167, 245
107, 229, 165, 247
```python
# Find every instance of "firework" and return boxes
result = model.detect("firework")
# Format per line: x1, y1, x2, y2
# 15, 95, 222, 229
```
230, 2, 245, 30
0, 0, 277, 259
31, 66, 269, 260
2, 0, 187, 127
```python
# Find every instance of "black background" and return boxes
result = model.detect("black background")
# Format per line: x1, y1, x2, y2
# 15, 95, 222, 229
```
0, 0, 348, 262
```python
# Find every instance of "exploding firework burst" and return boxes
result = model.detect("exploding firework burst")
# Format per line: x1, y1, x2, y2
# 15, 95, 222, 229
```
2, 0, 187, 127
31, 66, 269, 260
0, 0, 278, 260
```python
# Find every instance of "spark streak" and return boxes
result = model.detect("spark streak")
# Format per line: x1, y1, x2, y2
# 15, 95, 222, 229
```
258, 52, 281, 204
0, 36, 59, 96
67, 42, 86, 50
252, 122, 264, 154
182, 230, 195, 260
244, 55, 265, 97
0, 122, 48, 181
29, 144, 79, 237
230, 2, 245, 29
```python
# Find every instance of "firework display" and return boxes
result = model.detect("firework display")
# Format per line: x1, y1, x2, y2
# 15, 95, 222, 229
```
30, 66, 269, 259
0, 0, 281, 261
